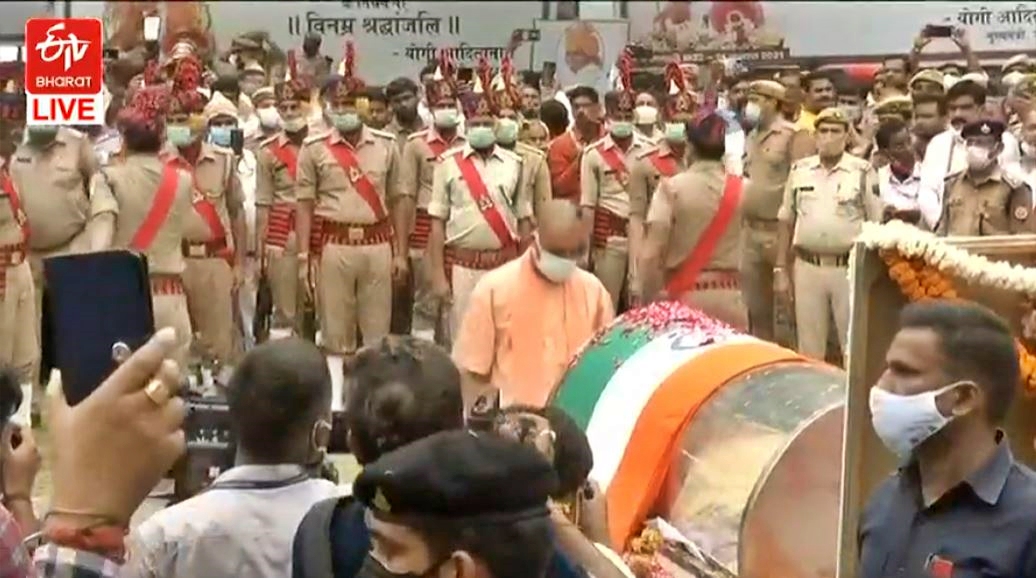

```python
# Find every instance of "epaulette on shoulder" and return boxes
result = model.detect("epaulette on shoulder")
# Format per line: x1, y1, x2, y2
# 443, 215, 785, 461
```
407, 129, 432, 141
587, 136, 609, 150
303, 131, 331, 146
944, 170, 964, 183
790, 155, 818, 171
636, 145, 661, 160
368, 127, 396, 141
1003, 168, 1027, 189
497, 146, 523, 162
440, 144, 466, 159
259, 134, 280, 148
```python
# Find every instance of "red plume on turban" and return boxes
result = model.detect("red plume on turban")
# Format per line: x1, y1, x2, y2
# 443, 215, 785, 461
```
168, 54, 205, 115
278, 49, 311, 103
615, 47, 635, 111
332, 40, 365, 98
665, 57, 696, 117
426, 48, 456, 106
494, 54, 521, 114
461, 52, 493, 119
118, 85, 170, 147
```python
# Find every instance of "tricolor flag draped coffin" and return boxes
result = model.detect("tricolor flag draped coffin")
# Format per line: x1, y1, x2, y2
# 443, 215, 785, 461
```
548, 302, 832, 549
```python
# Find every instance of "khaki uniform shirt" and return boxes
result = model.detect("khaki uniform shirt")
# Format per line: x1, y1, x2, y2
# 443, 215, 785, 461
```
629, 143, 687, 220
88, 154, 199, 275
0, 170, 24, 248
743, 119, 802, 221
12, 128, 97, 252
255, 133, 300, 207
384, 117, 427, 152
161, 142, 246, 250
296, 127, 402, 224
400, 130, 466, 210
514, 141, 552, 219
777, 154, 883, 253
428, 144, 530, 250
646, 160, 742, 272
936, 168, 1036, 236
579, 134, 653, 218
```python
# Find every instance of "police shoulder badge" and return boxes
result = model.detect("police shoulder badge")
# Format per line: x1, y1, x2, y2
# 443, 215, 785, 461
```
1015, 205, 1029, 220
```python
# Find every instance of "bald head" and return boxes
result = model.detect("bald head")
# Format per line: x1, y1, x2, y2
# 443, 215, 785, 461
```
536, 200, 585, 260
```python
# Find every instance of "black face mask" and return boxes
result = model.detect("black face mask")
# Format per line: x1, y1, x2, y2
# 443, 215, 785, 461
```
394, 105, 418, 123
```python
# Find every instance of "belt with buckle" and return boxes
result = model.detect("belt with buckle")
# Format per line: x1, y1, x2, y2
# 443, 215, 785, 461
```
149, 274, 184, 295
692, 270, 741, 291
182, 239, 229, 259
446, 245, 518, 270
796, 248, 850, 268
592, 209, 628, 248
324, 220, 393, 246
0, 243, 25, 268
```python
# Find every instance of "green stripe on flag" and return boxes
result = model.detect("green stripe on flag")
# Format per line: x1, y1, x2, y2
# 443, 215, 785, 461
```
551, 323, 654, 430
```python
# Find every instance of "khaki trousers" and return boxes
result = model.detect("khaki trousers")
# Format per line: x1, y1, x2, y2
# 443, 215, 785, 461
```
449, 264, 491, 338
793, 258, 849, 361
591, 236, 628, 312
0, 262, 38, 383
183, 257, 239, 365
266, 235, 299, 328
153, 291, 193, 366
319, 242, 392, 354
740, 224, 778, 342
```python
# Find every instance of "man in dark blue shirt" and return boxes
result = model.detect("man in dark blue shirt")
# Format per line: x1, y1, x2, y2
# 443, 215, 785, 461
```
859, 301, 1036, 578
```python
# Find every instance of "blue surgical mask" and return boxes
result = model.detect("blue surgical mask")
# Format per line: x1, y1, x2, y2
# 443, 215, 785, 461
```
166, 124, 195, 147
495, 118, 519, 145
331, 112, 363, 133
468, 125, 496, 149
208, 126, 232, 147
664, 122, 686, 143
433, 108, 460, 129
610, 121, 634, 139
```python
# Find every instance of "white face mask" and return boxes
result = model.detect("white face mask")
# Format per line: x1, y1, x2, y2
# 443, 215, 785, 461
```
257, 107, 281, 129
966, 144, 995, 170
633, 105, 659, 125
534, 245, 577, 283
869, 383, 961, 457
743, 101, 762, 124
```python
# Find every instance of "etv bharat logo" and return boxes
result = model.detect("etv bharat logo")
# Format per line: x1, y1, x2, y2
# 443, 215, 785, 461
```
25, 18, 104, 125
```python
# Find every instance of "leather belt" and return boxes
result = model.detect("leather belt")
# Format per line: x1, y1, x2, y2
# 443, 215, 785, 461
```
796, 248, 850, 267
323, 219, 393, 246
445, 245, 518, 271
410, 209, 432, 250
183, 239, 231, 259
745, 217, 779, 231
0, 243, 25, 268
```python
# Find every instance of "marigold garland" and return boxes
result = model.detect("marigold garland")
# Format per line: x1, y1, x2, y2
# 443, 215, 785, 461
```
880, 249, 1036, 393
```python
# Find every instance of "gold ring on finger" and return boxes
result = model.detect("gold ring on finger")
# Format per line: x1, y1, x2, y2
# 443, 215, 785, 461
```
144, 378, 172, 406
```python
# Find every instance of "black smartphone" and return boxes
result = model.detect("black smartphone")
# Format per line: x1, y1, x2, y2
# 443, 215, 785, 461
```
924, 24, 953, 38
44, 251, 154, 405
541, 61, 557, 86
230, 128, 244, 155
457, 67, 474, 84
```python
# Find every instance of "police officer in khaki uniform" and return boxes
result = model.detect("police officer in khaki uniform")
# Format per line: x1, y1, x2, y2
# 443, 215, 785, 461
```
641, 113, 747, 330
580, 51, 653, 311
427, 59, 532, 337
628, 60, 693, 304
873, 95, 913, 126
776, 108, 883, 361
491, 57, 551, 223
0, 72, 37, 424
256, 58, 312, 334
936, 119, 1036, 236
295, 41, 408, 407
161, 56, 247, 372
87, 85, 201, 364
398, 52, 466, 336
741, 79, 813, 343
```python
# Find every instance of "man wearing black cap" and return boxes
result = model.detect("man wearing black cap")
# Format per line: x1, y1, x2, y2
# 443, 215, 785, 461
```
935, 119, 1036, 236
355, 430, 558, 578
639, 113, 748, 330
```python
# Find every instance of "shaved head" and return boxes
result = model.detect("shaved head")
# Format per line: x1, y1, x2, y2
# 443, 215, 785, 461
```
536, 200, 585, 260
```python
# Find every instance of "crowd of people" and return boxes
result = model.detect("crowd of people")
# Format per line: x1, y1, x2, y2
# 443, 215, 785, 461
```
0, 16, 1032, 578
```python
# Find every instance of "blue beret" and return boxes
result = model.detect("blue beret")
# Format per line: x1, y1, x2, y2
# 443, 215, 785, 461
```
961, 119, 1005, 140
354, 430, 558, 522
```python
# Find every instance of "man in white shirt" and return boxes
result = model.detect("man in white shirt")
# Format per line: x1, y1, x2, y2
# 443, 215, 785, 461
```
875, 117, 922, 225
918, 80, 1022, 228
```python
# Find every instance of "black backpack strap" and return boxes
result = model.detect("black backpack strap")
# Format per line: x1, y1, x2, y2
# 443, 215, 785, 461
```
293, 495, 353, 578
